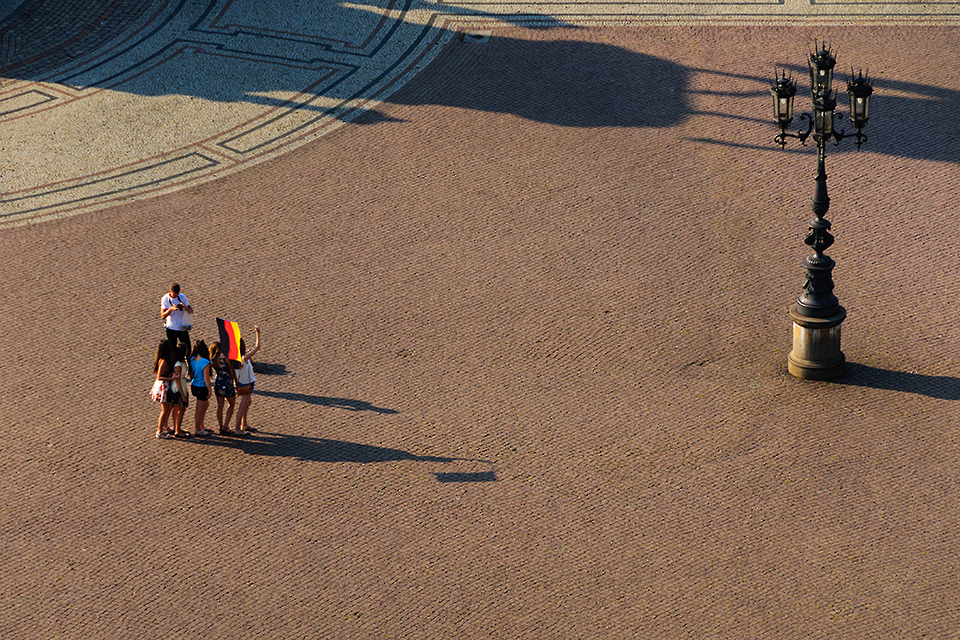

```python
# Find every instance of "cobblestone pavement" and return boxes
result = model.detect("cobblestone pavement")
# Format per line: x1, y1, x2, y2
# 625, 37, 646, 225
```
2, 5, 960, 640
1, 0, 960, 224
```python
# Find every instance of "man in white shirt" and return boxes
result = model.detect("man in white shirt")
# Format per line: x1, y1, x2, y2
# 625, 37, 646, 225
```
161, 283, 194, 358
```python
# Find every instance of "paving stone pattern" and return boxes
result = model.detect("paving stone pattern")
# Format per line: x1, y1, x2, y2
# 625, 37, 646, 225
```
0, 0, 163, 77
2, 0, 960, 224
1, 13, 960, 640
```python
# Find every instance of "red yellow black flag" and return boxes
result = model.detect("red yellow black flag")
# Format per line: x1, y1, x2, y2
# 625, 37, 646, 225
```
216, 318, 241, 362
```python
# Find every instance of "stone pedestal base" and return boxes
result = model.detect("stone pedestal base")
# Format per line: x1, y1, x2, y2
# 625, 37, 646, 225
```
787, 304, 846, 380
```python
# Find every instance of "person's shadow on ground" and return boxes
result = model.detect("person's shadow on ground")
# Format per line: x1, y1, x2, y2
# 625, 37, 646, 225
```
255, 389, 398, 414
187, 387, 496, 480
187, 430, 491, 467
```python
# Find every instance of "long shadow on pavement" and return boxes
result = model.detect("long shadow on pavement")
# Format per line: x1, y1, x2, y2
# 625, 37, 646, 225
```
187, 430, 491, 465
0, 1, 690, 130
383, 34, 690, 129
834, 362, 960, 400
3, 2, 959, 163
255, 390, 398, 414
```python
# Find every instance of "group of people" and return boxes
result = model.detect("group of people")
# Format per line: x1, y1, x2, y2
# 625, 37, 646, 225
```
151, 283, 261, 439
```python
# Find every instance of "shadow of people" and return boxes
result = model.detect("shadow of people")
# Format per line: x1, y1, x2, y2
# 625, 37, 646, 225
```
255, 390, 398, 414
252, 362, 287, 376
834, 362, 960, 400
189, 431, 491, 466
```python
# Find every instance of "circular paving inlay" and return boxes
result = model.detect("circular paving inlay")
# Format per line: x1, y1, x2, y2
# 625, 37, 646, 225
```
1, 0, 958, 226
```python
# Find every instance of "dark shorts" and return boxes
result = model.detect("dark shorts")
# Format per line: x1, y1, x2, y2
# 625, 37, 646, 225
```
191, 385, 210, 401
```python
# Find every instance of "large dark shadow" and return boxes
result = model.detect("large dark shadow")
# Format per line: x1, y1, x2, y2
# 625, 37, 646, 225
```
0, 0, 158, 77
0, 0, 689, 129
834, 362, 960, 400
383, 33, 690, 128
255, 390, 398, 414
2, 1, 957, 170
252, 362, 287, 376
187, 430, 491, 466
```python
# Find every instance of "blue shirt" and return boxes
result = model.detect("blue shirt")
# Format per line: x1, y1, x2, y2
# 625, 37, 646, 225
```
190, 358, 211, 387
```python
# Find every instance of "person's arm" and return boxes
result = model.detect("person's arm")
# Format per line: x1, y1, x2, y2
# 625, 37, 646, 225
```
203, 362, 213, 389
181, 295, 192, 313
157, 363, 173, 382
246, 325, 262, 359
161, 300, 174, 320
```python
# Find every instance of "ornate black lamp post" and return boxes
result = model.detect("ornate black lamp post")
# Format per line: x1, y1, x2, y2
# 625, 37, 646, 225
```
770, 43, 873, 379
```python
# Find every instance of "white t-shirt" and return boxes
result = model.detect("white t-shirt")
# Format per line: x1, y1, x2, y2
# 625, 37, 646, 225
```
161, 293, 190, 330
236, 356, 256, 386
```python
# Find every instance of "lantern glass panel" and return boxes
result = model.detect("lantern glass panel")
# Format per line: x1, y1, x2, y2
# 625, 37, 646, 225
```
847, 74, 873, 128
771, 75, 797, 126
815, 103, 834, 137
809, 47, 837, 97
818, 68, 833, 96
774, 94, 794, 125
850, 94, 868, 124
781, 96, 794, 122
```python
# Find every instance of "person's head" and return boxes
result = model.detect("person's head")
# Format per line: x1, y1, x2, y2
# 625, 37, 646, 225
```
169, 283, 181, 297
154, 339, 178, 372
193, 340, 209, 360
177, 340, 189, 360
152, 339, 166, 372
210, 341, 221, 363
239, 338, 246, 357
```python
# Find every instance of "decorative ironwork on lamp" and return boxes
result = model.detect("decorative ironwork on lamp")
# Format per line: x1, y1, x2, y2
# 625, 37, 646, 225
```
769, 42, 874, 379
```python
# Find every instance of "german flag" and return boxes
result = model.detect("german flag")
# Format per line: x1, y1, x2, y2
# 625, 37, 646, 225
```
217, 318, 241, 362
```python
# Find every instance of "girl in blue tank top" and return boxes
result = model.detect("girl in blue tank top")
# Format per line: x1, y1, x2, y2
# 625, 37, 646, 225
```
189, 340, 214, 436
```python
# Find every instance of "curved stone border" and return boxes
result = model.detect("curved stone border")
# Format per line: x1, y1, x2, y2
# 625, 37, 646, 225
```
1, 0, 959, 227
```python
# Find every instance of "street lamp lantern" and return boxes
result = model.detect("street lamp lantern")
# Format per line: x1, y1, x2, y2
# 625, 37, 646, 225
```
847, 70, 873, 147
770, 43, 874, 380
808, 43, 836, 96
771, 72, 797, 129
813, 92, 836, 138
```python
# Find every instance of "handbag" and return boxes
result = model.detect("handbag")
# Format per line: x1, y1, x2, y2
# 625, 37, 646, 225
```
236, 384, 252, 396
176, 294, 193, 331
151, 379, 168, 403
182, 309, 194, 332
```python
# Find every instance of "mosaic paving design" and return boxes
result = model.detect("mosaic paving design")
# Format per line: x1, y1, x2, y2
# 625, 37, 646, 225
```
0, 0, 958, 225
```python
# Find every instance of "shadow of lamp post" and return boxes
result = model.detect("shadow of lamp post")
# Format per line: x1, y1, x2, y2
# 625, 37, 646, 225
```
770, 42, 873, 380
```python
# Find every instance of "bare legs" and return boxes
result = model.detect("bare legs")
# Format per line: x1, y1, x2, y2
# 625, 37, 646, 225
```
216, 394, 236, 434
234, 393, 253, 434
194, 398, 211, 436
157, 403, 175, 437
172, 402, 188, 437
